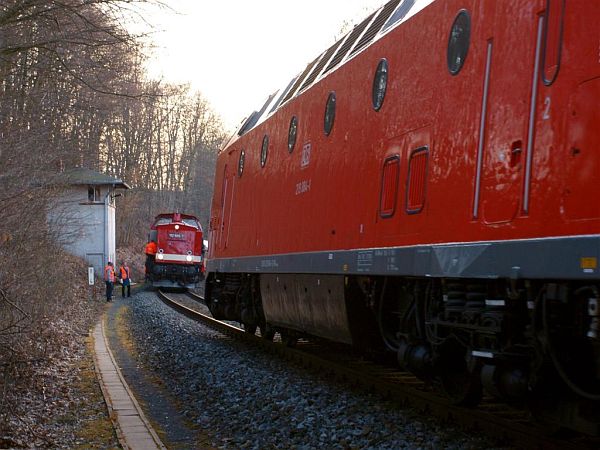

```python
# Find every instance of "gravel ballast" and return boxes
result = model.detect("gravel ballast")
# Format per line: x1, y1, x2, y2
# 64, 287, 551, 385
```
126, 291, 501, 449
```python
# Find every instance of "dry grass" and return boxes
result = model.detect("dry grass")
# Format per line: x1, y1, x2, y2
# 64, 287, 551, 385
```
0, 231, 117, 447
71, 337, 119, 449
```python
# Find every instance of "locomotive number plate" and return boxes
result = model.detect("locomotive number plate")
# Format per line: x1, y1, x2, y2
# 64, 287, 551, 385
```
168, 232, 184, 239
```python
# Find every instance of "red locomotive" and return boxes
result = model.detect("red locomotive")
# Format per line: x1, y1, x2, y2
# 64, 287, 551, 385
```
205, 0, 600, 434
147, 213, 204, 288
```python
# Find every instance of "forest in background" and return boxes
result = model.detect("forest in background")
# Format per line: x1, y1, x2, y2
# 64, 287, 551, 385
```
0, 0, 226, 427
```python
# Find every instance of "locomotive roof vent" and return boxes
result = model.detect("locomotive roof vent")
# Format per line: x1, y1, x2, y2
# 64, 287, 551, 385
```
239, 0, 437, 130
237, 92, 278, 136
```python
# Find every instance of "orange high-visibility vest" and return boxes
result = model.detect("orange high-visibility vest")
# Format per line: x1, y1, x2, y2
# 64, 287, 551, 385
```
119, 266, 130, 280
145, 241, 157, 255
104, 265, 115, 282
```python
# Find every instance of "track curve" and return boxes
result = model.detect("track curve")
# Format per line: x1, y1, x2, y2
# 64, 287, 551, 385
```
156, 289, 598, 449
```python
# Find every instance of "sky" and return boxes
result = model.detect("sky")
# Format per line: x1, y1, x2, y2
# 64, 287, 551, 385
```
133, 0, 387, 131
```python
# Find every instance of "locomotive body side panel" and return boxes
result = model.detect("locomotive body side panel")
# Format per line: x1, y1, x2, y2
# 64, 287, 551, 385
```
207, 0, 600, 276
260, 274, 352, 344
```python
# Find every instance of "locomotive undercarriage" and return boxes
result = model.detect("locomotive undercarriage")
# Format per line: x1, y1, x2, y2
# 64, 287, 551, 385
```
374, 276, 600, 434
150, 263, 203, 287
205, 271, 600, 434
205, 272, 274, 339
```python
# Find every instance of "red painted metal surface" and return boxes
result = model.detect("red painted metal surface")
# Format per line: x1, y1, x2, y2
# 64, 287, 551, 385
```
208, 0, 600, 261
152, 213, 203, 266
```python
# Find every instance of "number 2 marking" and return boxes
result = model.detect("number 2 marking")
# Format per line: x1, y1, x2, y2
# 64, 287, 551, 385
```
542, 96, 551, 120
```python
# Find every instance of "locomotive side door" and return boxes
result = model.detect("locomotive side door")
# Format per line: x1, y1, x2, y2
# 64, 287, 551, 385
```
477, 0, 543, 224
218, 164, 235, 251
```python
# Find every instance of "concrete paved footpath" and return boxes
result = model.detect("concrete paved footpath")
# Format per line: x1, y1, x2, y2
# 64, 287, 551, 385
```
93, 320, 166, 450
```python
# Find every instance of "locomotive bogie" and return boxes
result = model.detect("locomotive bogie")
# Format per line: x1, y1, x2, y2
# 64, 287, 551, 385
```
151, 263, 203, 289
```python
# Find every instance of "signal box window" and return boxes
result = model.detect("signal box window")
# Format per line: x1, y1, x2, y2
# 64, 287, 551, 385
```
88, 186, 101, 202
379, 155, 400, 218
406, 146, 429, 214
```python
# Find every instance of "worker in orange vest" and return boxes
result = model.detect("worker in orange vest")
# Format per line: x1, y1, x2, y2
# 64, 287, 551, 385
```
104, 261, 115, 302
145, 240, 157, 280
118, 262, 131, 298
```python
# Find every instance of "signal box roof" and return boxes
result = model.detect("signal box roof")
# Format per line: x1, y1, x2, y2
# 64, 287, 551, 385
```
62, 168, 130, 189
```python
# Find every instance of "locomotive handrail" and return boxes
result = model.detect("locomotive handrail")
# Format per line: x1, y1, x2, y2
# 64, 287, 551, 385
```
540, 0, 565, 86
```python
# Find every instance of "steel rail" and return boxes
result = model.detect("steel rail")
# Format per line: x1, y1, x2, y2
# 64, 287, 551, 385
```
156, 289, 597, 450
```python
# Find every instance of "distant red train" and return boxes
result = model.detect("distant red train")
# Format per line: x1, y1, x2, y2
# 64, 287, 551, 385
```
148, 213, 204, 289
205, 0, 600, 434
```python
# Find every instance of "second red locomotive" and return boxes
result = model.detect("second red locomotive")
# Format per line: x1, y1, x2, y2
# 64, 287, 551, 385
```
147, 213, 204, 289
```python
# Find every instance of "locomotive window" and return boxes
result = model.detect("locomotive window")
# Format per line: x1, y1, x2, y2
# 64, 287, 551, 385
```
260, 134, 269, 168
447, 10, 471, 75
324, 92, 336, 136
379, 155, 400, 218
288, 116, 298, 153
182, 219, 200, 228
238, 150, 245, 177
372, 59, 388, 111
154, 218, 172, 226
406, 146, 429, 214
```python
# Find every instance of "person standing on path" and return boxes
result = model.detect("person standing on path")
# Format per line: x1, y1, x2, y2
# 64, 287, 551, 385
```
119, 262, 131, 298
144, 239, 157, 280
104, 261, 115, 302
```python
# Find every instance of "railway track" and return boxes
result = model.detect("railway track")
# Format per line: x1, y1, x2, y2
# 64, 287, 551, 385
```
157, 289, 598, 449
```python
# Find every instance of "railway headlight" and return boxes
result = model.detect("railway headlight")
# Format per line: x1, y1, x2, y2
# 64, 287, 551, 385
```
175, 224, 180, 230
186, 255, 192, 262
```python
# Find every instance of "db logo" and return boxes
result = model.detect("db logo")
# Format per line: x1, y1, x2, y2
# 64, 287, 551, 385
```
301, 142, 311, 169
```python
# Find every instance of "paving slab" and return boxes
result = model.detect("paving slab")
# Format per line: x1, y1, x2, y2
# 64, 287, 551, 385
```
93, 320, 166, 450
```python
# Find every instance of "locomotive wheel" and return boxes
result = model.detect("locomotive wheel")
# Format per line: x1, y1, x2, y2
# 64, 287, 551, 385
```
441, 366, 482, 407
439, 341, 482, 406
281, 331, 298, 347
243, 323, 257, 335
260, 324, 275, 341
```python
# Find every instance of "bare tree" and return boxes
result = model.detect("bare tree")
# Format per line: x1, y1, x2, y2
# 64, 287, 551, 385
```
0, 0, 167, 431
0, 0, 226, 398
